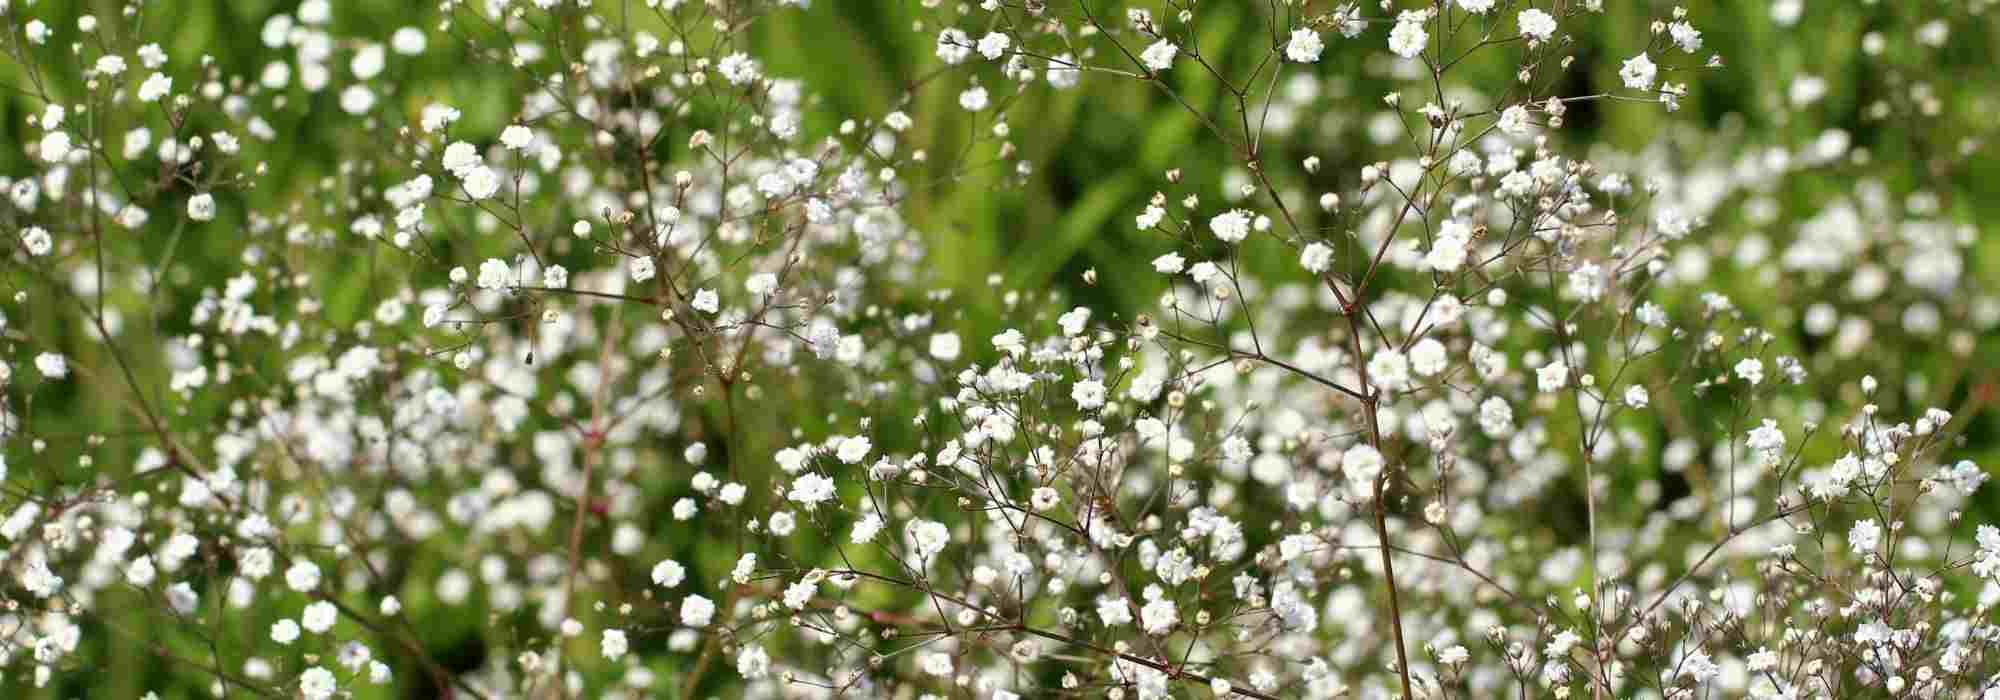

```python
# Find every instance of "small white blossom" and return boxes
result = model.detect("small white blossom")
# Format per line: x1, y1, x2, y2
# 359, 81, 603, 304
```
1140, 40, 1179, 72
1285, 29, 1324, 63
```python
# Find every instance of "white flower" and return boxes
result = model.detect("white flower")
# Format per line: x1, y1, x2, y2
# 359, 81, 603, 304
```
948, 86, 988, 113
908, 519, 949, 560
1368, 349, 1411, 392
1152, 252, 1186, 274
601, 629, 629, 660
138, 72, 172, 102
1285, 29, 1324, 63
935, 28, 972, 64
138, 43, 168, 69
737, 645, 772, 680
442, 141, 481, 176
1427, 219, 1473, 272
921, 651, 954, 676
1047, 53, 1082, 89
299, 667, 337, 700
1072, 379, 1107, 410
500, 124, 534, 150
928, 332, 961, 361
1747, 647, 1778, 673
776, 577, 816, 610
542, 265, 569, 289
285, 560, 322, 592
17, 559, 61, 599
420, 104, 460, 133
958, 86, 989, 112
40, 131, 71, 161
1300, 242, 1334, 273
1849, 519, 1882, 555
1136, 204, 1166, 229
336, 85, 376, 115
302, 601, 338, 633
1097, 595, 1133, 626
1457, 0, 1496, 13
1209, 209, 1253, 243
1410, 338, 1448, 376
1669, 21, 1703, 53
1478, 396, 1514, 436
1735, 358, 1765, 386
746, 272, 778, 296
1620, 53, 1658, 91
717, 52, 761, 85
476, 258, 512, 290
272, 619, 301, 644
166, 582, 199, 613
652, 559, 686, 588
837, 435, 872, 464
787, 473, 836, 508
1746, 420, 1787, 466
351, 44, 386, 79
629, 256, 657, 283
1389, 12, 1430, 59
187, 193, 216, 222
691, 288, 720, 314
1569, 262, 1605, 302
126, 556, 157, 586
1058, 307, 1091, 336
681, 595, 716, 627
851, 513, 884, 544
462, 166, 501, 200
21, 227, 52, 256
337, 641, 372, 671
1498, 105, 1534, 136
1140, 596, 1178, 634
1624, 385, 1650, 408
392, 27, 428, 55
1342, 444, 1384, 499
1537, 360, 1569, 392
1032, 487, 1061, 511
1518, 9, 1557, 41
1140, 40, 1179, 72
34, 353, 69, 379
977, 32, 1011, 60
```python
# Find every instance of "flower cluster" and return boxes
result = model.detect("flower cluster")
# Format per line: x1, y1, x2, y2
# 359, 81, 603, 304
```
2, 1, 1998, 699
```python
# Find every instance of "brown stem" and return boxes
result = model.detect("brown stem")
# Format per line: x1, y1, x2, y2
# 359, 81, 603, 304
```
1346, 309, 1417, 700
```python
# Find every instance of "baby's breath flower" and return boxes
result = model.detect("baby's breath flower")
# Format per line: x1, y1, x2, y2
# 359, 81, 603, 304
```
1209, 209, 1253, 243
1285, 29, 1324, 63
1140, 40, 1179, 72
1620, 53, 1659, 90
1518, 9, 1558, 42
1389, 11, 1430, 58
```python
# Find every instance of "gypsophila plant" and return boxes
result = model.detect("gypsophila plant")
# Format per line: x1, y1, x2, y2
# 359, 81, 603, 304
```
4, 0, 2000, 699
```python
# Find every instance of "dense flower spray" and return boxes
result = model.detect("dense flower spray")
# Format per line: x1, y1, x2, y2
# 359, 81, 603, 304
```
2, 1, 1999, 699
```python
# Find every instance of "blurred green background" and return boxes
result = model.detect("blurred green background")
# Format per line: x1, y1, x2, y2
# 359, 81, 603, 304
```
6, 0, 2000, 696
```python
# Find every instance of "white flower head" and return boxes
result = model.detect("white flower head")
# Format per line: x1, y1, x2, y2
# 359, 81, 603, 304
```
1285, 29, 1324, 63
1389, 11, 1430, 59
1210, 209, 1253, 243
1620, 53, 1658, 91
1300, 242, 1334, 273
1518, 9, 1557, 42
1140, 40, 1179, 72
